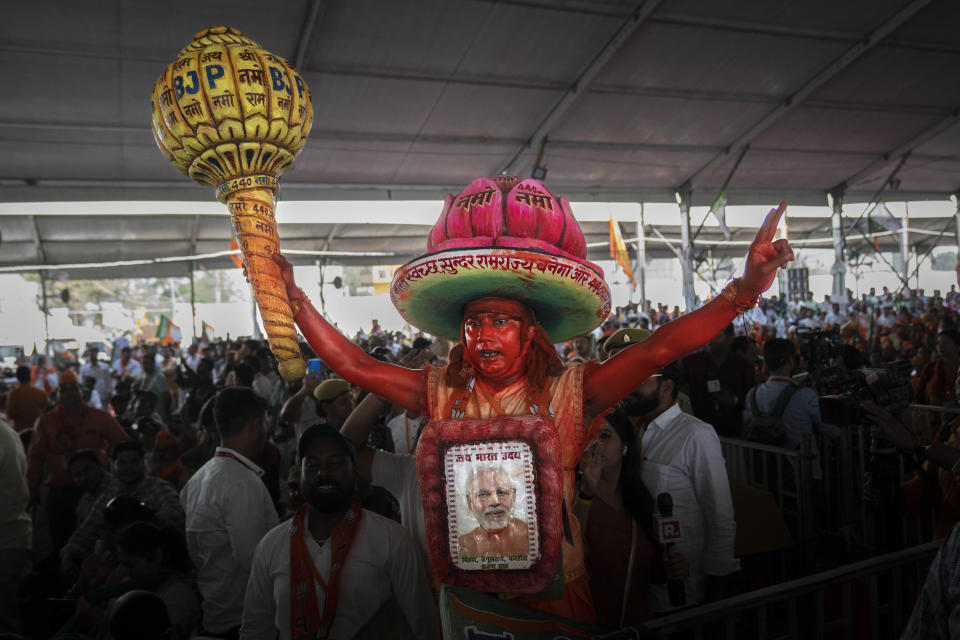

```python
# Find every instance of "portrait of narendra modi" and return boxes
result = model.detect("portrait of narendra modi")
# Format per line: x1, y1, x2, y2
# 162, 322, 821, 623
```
445, 441, 538, 570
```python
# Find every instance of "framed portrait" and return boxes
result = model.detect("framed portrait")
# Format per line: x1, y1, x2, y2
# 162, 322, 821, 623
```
416, 414, 563, 593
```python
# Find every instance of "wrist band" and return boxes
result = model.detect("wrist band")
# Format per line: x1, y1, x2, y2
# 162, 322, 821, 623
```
576, 490, 594, 503
721, 278, 760, 314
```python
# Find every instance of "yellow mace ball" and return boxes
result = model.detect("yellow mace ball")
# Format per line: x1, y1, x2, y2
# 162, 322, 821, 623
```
150, 26, 313, 382
150, 25, 313, 191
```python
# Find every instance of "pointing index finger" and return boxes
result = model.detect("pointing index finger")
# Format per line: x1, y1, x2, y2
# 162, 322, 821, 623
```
757, 201, 787, 244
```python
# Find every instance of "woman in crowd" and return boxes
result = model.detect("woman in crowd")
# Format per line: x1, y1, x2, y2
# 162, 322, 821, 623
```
915, 329, 960, 408
574, 410, 688, 628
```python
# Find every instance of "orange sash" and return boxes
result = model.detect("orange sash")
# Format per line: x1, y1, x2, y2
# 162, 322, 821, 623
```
288, 498, 363, 640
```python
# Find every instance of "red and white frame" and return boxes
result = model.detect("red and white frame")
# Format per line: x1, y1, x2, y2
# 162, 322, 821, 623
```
416, 414, 563, 593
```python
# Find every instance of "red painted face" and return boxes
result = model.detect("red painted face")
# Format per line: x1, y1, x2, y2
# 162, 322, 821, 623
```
461, 298, 534, 387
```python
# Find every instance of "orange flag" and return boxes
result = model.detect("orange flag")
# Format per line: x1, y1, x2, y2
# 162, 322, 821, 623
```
229, 227, 244, 268
608, 215, 636, 289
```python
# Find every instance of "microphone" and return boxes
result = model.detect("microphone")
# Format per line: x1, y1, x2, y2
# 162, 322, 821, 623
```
655, 492, 686, 607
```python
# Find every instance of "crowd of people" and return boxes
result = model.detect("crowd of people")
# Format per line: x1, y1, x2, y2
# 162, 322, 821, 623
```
1, 280, 959, 638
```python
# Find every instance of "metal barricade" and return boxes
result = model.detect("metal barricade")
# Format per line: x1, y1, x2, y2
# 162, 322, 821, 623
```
638, 539, 942, 640
720, 435, 815, 570
725, 404, 955, 562
906, 403, 960, 441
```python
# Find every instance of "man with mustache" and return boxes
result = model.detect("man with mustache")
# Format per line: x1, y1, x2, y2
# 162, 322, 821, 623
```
241, 425, 439, 640
459, 466, 528, 559
622, 361, 739, 612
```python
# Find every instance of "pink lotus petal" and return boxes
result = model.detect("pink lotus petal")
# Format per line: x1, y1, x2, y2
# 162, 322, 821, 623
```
558, 196, 587, 258
503, 179, 542, 239
444, 177, 502, 239
427, 193, 455, 250
512, 180, 565, 247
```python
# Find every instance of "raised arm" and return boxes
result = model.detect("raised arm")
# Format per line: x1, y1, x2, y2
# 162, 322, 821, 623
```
584, 203, 793, 412
274, 254, 425, 413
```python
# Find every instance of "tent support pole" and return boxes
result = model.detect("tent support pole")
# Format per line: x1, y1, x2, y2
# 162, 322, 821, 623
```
829, 188, 847, 306
635, 203, 646, 308
677, 186, 696, 312
189, 264, 197, 342
39, 271, 50, 355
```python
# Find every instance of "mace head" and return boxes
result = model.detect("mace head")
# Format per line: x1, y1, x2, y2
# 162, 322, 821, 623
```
151, 26, 313, 189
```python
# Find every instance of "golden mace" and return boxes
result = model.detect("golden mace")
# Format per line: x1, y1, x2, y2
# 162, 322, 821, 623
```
151, 26, 312, 381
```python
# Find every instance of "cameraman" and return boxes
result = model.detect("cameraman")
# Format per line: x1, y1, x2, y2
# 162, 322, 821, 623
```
865, 402, 960, 540
748, 338, 843, 480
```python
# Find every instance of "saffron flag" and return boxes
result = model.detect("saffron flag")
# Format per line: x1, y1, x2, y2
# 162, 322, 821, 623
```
608, 215, 636, 289
157, 315, 182, 346
201, 321, 215, 341
229, 226, 243, 268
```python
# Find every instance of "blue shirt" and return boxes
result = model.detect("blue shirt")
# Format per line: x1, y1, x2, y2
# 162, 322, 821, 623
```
750, 377, 843, 479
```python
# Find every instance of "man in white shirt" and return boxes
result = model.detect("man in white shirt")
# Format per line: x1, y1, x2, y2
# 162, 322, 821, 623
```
0, 417, 31, 634
241, 425, 439, 640
341, 391, 431, 572
877, 306, 897, 328
819, 294, 833, 315
111, 346, 143, 379
181, 388, 279, 639
787, 295, 803, 322
250, 347, 281, 405
338, 346, 434, 569
798, 308, 818, 331
824, 303, 844, 329
385, 410, 427, 455
184, 343, 202, 373
622, 361, 740, 612
80, 347, 113, 402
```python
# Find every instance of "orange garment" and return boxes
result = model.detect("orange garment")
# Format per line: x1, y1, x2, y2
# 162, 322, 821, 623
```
151, 459, 194, 492
30, 365, 57, 394
4, 383, 48, 432
583, 495, 655, 628
916, 359, 958, 407
902, 424, 960, 539
427, 361, 597, 625
27, 404, 130, 490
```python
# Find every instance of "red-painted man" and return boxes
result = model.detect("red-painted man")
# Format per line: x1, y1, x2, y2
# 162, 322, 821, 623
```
273, 176, 792, 624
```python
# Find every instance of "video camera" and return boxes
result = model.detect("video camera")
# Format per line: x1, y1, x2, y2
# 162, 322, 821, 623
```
796, 327, 913, 426
818, 361, 914, 426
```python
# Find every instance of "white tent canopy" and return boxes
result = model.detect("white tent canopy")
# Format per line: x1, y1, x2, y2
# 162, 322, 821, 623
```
1, 0, 958, 278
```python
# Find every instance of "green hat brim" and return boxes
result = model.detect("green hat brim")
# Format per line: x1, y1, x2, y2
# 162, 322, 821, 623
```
390, 246, 611, 342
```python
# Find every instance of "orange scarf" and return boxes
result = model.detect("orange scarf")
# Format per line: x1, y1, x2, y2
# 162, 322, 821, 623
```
289, 497, 363, 640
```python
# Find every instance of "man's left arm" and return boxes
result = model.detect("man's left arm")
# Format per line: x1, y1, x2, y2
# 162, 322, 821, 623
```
688, 428, 740, 598
386, 525, 441, 640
